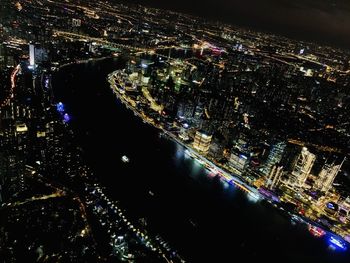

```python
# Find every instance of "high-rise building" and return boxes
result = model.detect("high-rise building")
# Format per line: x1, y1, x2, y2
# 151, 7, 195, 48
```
29, 43, 48, 67
265, 164, 283, 190
229, 151, 248, 174
15, 122, 29, 193
0, 44, 15, 69
192, 104, 204, 127
288, 147, 315, 187
193, 130, 212, 153
45, 120, 65, 177
29, 44, 35, 66
314, 158, 345, 193
261, 141, 286, 176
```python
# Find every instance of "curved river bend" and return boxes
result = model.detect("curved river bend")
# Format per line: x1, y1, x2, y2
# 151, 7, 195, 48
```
53, 57, 350, 263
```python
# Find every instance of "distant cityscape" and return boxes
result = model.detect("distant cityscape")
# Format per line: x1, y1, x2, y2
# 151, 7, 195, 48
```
1, 0, 350, 262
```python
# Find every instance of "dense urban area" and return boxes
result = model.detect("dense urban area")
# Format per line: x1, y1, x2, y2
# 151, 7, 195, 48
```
1, 0, 350, 262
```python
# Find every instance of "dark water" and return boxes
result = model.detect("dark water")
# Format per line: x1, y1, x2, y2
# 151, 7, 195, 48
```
52, 58, 350, 263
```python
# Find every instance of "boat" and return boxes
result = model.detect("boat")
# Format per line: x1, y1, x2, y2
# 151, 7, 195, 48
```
189, 219, 197, 228
307, 224, 326, 237
121, 155, 129, 163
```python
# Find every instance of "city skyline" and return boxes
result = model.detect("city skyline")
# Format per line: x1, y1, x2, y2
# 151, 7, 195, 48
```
1, 0, 350, 262
123, 0, 350, 49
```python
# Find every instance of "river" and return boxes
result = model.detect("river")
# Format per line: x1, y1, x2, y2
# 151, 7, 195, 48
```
52, 57, 350, 262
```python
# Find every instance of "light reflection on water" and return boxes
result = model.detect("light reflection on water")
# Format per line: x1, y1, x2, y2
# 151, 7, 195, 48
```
54, 58, 350, 262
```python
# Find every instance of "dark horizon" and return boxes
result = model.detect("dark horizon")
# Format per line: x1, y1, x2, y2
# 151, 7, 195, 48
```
121, 0, 350, 50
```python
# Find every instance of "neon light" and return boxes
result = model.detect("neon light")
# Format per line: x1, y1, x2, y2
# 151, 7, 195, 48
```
308, 225, 325, 237
326, 202, 336, 210
63, 113, 70, 123
56, 102, 65, 112
45, 79, 49, 89
239, 154, 247, 160
329, 236, 347, 250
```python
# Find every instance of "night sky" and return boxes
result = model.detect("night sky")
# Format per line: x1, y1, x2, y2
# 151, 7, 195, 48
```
123, 0, 350, 49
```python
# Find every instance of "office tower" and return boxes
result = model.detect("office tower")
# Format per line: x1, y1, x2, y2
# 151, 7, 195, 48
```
314, 158, 345, 193
261, 141, 286, 176
193, 130, 212, 153
265, 165, 283, 190
29, 44, 35, 66
289, 147, 315, 187
229, 151, 248, 173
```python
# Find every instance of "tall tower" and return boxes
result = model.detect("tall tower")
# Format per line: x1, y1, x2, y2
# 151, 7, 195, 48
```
265, 165, 284, 190
261, 141, 286, 176
289, 147, 315, 187
314, 158, 345, 193
29, 44, 35, 67
0, 44, 5, 69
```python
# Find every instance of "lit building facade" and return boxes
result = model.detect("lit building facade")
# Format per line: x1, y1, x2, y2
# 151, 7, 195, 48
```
265, 164, 283, 190
261, 141, 286, 176
288, 147, 315, 187
29, 44, 35, 66
314, 159, 345, 193
229, 151, 248, 173
193, 130, 212, 153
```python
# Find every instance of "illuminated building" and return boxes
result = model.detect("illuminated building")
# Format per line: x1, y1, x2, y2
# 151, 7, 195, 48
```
192, 104, 204, 127
72, 18, 81, 27
29, 44, 35, 66
229, 151, 248, 173
265, 164, 283, 190
193, 130, 212, 153
10, 122, 30, 193
338, 197, 350, 222
45, 120, 64, 177
234, 138, 248, 153
288, 147, 315, 188
314, 158, 345, 193
29, 43, 48, 67
261, 141, 286, 176
324, 202, 338, 216
0, 44, 14, 69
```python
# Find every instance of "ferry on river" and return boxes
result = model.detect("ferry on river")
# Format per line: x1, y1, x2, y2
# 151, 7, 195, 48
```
121, 155, 129, 163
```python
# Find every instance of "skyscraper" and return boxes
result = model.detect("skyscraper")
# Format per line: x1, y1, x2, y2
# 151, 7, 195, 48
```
193, 130, 212, 153
314, 158, 345, 193
229, 151, 248, 174
288, 147, 315, 188
29, 44, 35, 66
265, 164, 283, 190
261, 141, 286, 176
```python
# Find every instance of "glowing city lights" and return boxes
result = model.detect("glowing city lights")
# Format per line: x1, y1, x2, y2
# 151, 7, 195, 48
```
63, 113, 71, 123
329, 236, 347, 250
56, 102, 65, 112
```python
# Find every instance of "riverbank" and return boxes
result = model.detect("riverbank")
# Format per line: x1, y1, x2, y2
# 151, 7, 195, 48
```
107, 70, 261, 199
55, 56, 113, 71
51, 57, 350, 262
107, 68, 350, 250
